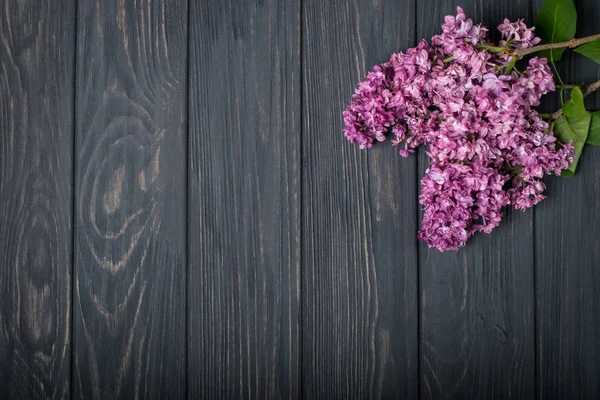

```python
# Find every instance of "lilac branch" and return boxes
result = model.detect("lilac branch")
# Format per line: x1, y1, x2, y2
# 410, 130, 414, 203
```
515, 33, 600, 58
548, 79, 600, 120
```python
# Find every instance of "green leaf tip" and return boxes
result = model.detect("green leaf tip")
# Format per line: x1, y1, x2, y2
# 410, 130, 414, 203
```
575, 40, 600, 65
562, 87, 587, 117
554, 112, 591, 176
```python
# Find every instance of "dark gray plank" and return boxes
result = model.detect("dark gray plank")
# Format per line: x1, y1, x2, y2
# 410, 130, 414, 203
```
535, 0, 600, 397
187, 1, 301, 398
73, 1, 187, 398
0, 1, 75, 399
302, 0, 418, 398
417, 2, 536, 399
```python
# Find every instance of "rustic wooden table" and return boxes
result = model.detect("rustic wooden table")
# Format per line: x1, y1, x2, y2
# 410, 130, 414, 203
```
1, 0, 599, 398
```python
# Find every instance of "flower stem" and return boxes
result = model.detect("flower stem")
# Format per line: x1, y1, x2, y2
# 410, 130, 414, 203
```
515, 33, 600, 58
555, 84, 583, 89
548, 78, 600, 121
477, 43, 506, 52
505, 57, 517, 74
550, 58, 564, 87
550, 109, 563, 121
583, 79, 600, 96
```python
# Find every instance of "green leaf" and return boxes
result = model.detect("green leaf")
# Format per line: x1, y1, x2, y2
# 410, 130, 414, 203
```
554, 113, 591, 176
534, 0, 577, 61
562, 87, 587, 117
574, 40, 600, 64
586, 111, 600, 146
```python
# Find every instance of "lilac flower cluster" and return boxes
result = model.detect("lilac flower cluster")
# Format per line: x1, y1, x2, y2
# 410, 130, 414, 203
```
343, 7, 574, 251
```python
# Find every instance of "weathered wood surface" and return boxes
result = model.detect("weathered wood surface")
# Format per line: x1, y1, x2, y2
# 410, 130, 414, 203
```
187, 1, 301, 399
0, 1, 75, 398
302, 0, 419, 398
0, 0, 598, 399
535, 0, 600, 398
73, 1, 188, 399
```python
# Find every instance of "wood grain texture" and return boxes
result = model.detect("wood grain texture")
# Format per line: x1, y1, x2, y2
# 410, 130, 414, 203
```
535, 0, 600, 397
418, 1, 536, 399
302, 0, 418, 398
4, 0, 600, 397
187, 1, 301, 398
0, 1, 75, 398
73, 1, 188, 398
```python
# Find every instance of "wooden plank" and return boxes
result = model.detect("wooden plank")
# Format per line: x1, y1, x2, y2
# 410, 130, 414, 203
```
302, 0, 418, 398
0, 1, 75, 398
417, 2, 536, 398
187, 1, 301, 398
72, 1, 188, 398
535, 0, 600, 397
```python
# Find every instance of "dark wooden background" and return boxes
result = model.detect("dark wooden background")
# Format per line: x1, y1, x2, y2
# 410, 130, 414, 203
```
1, 0, 599, 398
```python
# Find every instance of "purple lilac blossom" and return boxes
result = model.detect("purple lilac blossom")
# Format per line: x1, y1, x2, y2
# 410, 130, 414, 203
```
342, 6, 574, 251
497, 18, 542, 49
